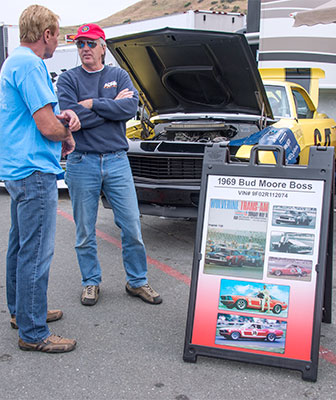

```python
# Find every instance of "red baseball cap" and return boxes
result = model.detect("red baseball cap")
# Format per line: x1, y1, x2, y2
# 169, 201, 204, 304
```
74, 23, 106, 41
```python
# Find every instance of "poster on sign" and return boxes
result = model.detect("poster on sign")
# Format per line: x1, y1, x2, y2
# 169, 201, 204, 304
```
190, 175, 323, 362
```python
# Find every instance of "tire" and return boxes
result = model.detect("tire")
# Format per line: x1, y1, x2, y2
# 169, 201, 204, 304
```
302, 271, 307, 277
230, 331, 240, 340
273, 304, 282, 314
235, 299, 247, 310
274, 270, 282, 276
267, 333, 276, 342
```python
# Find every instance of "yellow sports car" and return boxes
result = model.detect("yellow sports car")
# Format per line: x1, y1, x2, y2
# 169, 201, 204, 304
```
236, 68, 336, 165
103, 28, 336, 218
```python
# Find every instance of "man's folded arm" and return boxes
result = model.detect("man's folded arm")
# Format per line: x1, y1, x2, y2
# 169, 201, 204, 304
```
92, 95, 138, 121
57, 74, 107, 129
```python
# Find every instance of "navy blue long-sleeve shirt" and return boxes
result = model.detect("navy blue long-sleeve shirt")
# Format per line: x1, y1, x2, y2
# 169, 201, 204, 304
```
56, 65, 139, 153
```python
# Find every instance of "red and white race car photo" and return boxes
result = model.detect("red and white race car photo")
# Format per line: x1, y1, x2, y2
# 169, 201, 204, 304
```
220, 292, 288, 314
219, 323, 284, 342
270, 264, 311, 277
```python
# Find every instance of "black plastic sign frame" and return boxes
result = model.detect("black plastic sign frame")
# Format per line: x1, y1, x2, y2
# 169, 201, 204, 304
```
183, 144, 334, 382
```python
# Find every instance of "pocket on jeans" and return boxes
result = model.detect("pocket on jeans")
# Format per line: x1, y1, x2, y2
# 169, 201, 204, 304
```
115, 150, 126, 159
66, 152, 84, 165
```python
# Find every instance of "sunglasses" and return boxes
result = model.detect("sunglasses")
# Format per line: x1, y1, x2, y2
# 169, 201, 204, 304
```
75, 40, 98, 49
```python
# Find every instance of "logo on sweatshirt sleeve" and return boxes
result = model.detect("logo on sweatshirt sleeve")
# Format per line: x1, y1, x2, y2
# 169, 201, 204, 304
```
104, 80, 117, 89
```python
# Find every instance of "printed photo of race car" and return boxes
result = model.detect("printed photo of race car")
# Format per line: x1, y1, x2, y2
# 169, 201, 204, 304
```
219, 322, 284, 342
270, 232, 314, 255
215, 313, 287, 354
219, 279, 290, 317
267, 256, 313, 281
270, 264, 311, 278
220, 292, 288, 315
204, 230, 266, 280
275, 210, 312, 226
272, 206, 316, 228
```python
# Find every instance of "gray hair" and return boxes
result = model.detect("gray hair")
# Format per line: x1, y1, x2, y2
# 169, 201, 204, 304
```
99, 38, 106, 64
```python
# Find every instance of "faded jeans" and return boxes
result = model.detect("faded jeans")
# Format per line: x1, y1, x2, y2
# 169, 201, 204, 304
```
5, 171, 57, 343
65, 151, 148, 288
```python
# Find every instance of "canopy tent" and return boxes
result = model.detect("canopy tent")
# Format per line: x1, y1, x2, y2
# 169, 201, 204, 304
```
293, 0, 336, 26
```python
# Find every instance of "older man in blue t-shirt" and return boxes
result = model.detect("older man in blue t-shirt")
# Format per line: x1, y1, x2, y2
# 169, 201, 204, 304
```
0, 5, 80, 353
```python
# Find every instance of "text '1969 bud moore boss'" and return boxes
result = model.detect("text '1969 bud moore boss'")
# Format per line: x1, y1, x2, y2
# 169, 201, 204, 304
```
102, 28, 336, 218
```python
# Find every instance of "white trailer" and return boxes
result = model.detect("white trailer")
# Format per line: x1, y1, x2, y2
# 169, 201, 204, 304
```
257, 0, 336, 120
0, 24, 19, 67
44, 10, 246, 79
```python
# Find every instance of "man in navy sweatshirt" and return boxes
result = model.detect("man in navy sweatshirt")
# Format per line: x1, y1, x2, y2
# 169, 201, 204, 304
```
57, 23, 162, 306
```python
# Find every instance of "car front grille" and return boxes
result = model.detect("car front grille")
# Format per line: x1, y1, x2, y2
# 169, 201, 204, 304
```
128, 155, 203, 180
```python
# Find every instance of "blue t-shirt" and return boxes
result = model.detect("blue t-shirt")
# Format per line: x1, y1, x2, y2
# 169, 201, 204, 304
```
0, 46, 63, 180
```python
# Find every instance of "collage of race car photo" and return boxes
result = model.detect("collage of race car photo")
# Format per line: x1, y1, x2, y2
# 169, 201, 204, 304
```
189, 177, 323, 359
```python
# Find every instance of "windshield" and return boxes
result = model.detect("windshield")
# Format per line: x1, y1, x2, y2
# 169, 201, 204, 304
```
265, 85, 291, 118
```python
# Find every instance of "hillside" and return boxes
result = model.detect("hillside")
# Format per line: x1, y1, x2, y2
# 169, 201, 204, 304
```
60, 0, 247, 39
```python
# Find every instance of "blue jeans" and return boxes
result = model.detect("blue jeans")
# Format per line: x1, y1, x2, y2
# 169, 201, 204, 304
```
65, 151, 148, 288
5, 172, 58, 343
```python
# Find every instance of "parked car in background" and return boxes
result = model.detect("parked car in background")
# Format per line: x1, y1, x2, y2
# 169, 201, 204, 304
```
101, 28, 336, 218
219, 323, 284, 342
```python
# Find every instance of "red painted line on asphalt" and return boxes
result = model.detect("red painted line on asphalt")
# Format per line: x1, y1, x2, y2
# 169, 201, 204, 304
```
57, 208, 191, 285
57, 209, 74, 222
146, 256, 191, 285
58, 208, 336, 366
319, 346, 336, 366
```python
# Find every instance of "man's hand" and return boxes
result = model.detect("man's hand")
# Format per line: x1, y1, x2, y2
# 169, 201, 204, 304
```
61, 134, 76, 158
115, 88, 134, 100
78, 99, 93, 109
57, 109, 81, 132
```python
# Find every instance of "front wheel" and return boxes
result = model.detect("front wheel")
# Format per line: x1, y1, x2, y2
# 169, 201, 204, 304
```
235, 299, 247, 310
267, 333, 276, 342
230, 331, 240, 340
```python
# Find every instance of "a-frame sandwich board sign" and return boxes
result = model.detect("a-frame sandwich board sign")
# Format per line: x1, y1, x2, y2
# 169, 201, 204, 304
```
183, 144, 334, 382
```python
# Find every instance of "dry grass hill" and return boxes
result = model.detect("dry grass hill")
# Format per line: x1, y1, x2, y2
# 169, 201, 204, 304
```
60, 0, 247, 40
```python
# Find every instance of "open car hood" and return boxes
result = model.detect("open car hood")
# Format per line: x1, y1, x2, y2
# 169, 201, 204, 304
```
106, 27, 273, 118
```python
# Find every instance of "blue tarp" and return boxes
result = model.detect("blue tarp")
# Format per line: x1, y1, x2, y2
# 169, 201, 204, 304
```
230, 126, 301, 164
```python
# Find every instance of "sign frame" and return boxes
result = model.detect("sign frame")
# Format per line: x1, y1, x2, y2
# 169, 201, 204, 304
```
183, 144, 334, 382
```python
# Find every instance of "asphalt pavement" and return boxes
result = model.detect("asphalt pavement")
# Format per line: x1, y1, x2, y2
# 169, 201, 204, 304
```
0, 187, 335, 400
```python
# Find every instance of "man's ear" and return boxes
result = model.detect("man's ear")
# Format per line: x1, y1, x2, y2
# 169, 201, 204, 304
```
43, 29, 51, 43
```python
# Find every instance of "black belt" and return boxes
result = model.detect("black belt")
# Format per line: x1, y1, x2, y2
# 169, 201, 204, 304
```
76, 151, 119, 155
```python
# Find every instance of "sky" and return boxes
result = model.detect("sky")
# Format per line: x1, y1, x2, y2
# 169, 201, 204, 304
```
1, 0, 140, 26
